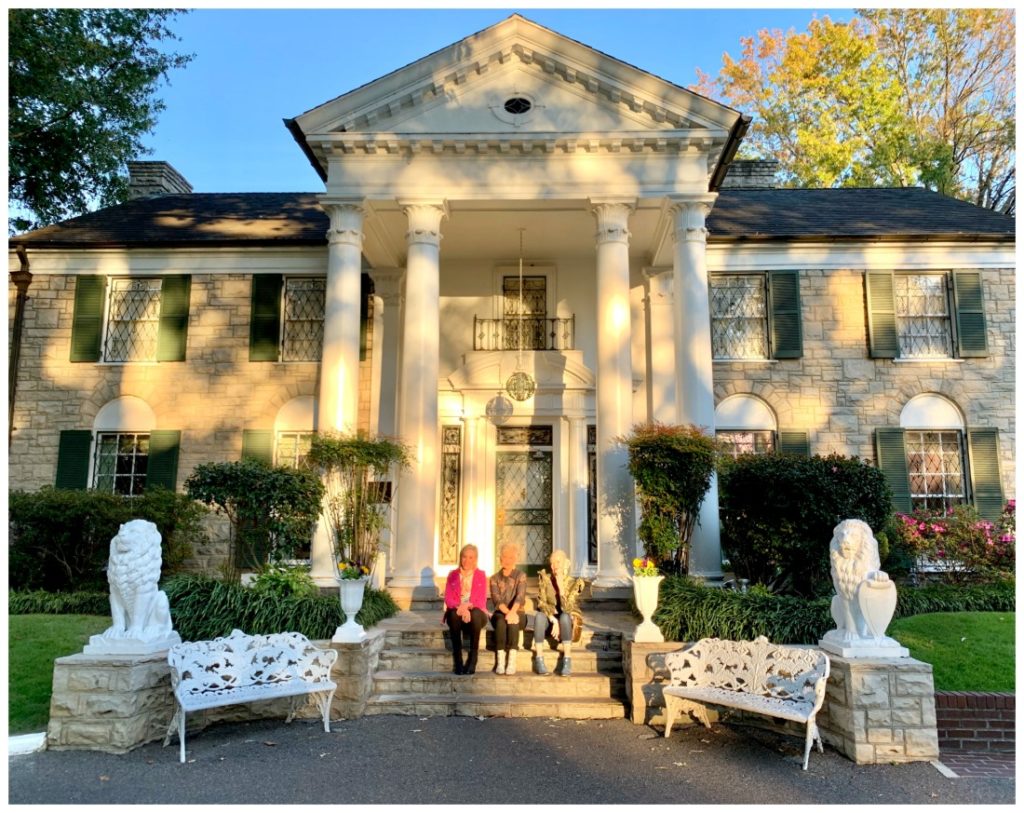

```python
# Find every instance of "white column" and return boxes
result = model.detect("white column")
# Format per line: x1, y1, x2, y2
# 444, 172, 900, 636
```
568, 416, 593, 577
317, 200, 365, 434
670, 196, 723, 579
368, 267, 404, 439
310, 200, 365, 583
643, 268, 677, 424
590, 200, 636, 587
390, 201, 447, 599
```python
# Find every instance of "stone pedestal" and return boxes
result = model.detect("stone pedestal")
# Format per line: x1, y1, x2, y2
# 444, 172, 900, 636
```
47, 651, 175, 754
325, 630, 387, 719
622, 639, 686, 725
817, 654, 939, 764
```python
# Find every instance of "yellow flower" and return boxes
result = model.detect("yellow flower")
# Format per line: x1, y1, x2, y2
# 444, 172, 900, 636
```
632, 558, 642, 568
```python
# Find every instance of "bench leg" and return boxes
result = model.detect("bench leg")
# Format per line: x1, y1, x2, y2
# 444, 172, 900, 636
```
179, 711, 186, 764
663, 695, 679, 737
322, 690, 336, 732
803, 721, 815, 770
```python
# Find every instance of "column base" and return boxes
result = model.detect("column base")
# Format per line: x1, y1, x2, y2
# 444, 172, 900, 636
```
591, 575, 632, 589
387, 581, 442, 611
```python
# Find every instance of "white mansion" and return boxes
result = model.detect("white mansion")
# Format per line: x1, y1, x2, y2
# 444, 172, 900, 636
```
8, 15, 1015, 604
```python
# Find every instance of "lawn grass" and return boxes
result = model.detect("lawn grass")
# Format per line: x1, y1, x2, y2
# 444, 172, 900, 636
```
888, 611, 1015, 692
8, 614, 110, 734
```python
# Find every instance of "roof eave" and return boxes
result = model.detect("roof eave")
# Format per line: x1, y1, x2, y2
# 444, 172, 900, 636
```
285, 117, 328, 183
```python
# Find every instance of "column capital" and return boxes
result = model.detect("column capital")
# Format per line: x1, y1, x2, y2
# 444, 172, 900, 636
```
399, 200, 448, 247
667, 194, 717, 245
319, 197, 366, 247
369, 267, 405, 305
589, 198, 636, 245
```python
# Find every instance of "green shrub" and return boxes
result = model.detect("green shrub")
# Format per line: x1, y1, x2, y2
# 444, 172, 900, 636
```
9, 590, 111, 616
163, 573, 399, 641
622, 423, 717, 574
184, 460, 324, 573
8, 486, 206, 592
652, 576, 1015, 644
718, 453, 892, 596
249, 564, 320, 599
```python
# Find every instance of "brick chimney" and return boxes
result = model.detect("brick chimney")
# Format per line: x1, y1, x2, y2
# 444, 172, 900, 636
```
126, 161, 193, 199
720, 159, 779, 189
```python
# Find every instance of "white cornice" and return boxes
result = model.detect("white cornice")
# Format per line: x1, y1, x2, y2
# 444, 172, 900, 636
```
706, 241, 1016, 271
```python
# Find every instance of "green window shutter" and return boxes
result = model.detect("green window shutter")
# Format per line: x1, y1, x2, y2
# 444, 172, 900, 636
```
952, 271, 989, 358
241, 429, 274, 465
156, 276, 191, 361
147, 430, 181, 491
70, 276, 105, 362
55, 430, 93, 489
777, 430, 810, 457
359, 273, 372, 362
249, 274, 283, 361
865, 272, 899, 359
967, 428, 1003, 521
875, 428, 911, 513
768, 271, 802, 359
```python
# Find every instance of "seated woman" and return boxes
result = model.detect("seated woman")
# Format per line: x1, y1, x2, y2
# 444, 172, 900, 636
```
532, 549, 585, 676
443, 544, 489, 675
489, 542, 526, 675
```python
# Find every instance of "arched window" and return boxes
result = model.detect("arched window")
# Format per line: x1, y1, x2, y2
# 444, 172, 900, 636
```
92, 396, 156, 495
715, 395, 777, 459
899, 394, 966, 511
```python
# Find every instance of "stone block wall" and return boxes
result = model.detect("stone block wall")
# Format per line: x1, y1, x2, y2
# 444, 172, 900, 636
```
935, 691, 1015, 752
713, 267, 1016, 497
8, 272, 374, 572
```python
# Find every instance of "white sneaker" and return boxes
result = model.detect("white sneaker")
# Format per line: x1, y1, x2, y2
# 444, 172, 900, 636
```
506, 650, 517, 675
495, 651, 506, 675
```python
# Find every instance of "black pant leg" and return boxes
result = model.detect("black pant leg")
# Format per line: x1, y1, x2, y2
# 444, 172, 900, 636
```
445, 609, 465, 671
492, 611, 510, 652
465, 608, 487, 672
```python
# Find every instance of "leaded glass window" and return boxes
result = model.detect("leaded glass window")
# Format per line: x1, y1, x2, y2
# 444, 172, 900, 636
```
717, 430, 775, 459
104, 279, 162, 361
895, 274, 953, 358
282, 278, 326, 361
93, 432, 149, 495
439, 426, 462, 565
710, 274, 769, 359
905, 430, 966, 512
503, 275, 547, 351
275, 431, 314, 469
497, 425, 553, 446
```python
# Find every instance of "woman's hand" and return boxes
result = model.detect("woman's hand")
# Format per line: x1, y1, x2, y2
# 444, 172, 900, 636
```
549, 615, 560, 641
506, 611, 519, 626
457, 602, 471, 623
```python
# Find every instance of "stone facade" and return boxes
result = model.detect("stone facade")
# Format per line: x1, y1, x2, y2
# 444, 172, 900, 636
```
712, 266, 1016, 496
8, 271, 374, 572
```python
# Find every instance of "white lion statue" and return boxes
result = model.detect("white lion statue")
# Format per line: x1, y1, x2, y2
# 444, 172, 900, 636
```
819, 519, 907, 658
84, 519, 181, 655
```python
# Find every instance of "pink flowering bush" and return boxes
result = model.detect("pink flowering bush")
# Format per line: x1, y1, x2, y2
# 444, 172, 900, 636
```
894, 502, 1015, 583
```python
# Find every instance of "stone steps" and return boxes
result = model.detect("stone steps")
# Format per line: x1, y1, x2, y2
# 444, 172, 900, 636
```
383, 627, 622, 652
371, 670, 625, 698
377, 647, 622, 674
363, 693, 628, 719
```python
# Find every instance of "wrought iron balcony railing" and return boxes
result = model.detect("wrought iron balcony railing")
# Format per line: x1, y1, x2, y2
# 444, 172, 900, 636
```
473, 316, 575, 351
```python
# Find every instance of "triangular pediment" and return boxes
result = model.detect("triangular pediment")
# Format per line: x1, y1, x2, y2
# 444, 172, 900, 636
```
289, 14, 741, 171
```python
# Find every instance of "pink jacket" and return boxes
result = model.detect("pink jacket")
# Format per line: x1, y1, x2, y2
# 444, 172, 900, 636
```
444, 568, 489, 612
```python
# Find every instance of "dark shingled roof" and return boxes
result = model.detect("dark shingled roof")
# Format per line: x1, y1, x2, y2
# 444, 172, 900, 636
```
9, 187, 1014, 249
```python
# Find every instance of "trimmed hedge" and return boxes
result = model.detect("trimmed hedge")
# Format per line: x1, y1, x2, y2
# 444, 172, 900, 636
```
9, 590, 111, 616
163, 574, 399, 641
652, 577, 1015, 644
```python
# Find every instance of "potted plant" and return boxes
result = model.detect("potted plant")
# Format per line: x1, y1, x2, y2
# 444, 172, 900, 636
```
631, 556, 664, 642
307, 432, 410, 643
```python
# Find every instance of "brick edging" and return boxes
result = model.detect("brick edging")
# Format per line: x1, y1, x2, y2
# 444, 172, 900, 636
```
935, 691, 1015, 753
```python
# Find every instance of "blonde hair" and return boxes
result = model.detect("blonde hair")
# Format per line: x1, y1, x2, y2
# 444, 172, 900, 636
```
549, 549, 569, 571
498, 542, 521, 559
459, 544, 479, 562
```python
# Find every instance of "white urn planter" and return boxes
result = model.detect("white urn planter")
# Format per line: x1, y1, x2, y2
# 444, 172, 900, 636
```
332, 576, 368, 643
632, 575, 665, 643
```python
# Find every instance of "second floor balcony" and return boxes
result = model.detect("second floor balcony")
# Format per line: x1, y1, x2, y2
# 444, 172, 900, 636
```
473, 316, 575, 351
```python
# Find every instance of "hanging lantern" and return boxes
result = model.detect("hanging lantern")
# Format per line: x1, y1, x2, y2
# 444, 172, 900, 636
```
485, 391, 514, 425
505, 227, 537, 402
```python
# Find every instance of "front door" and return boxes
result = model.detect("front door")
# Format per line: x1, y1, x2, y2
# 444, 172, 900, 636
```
495, 426, 553, 576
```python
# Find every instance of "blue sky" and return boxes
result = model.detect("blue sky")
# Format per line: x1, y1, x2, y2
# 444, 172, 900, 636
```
144, 8, 854, 193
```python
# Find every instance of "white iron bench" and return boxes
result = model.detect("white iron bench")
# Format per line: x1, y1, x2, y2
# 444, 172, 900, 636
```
164, 629, 338, 763
660, 636, 830, 770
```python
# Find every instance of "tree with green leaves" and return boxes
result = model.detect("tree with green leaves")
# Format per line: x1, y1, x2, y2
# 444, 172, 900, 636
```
697, 9, 1015, 213
8, 8, 193, 233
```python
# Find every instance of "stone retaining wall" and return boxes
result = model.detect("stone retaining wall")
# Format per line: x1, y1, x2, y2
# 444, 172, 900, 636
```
935, 691, 1015, 752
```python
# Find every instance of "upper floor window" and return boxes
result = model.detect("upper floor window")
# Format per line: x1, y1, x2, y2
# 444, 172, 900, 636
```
282, 277, 326, 362
503, 275, 547, 351
710, 274, 770, 359
104, 278, 162, 361
894, 273, 953, 358
93, 432, 150, 495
